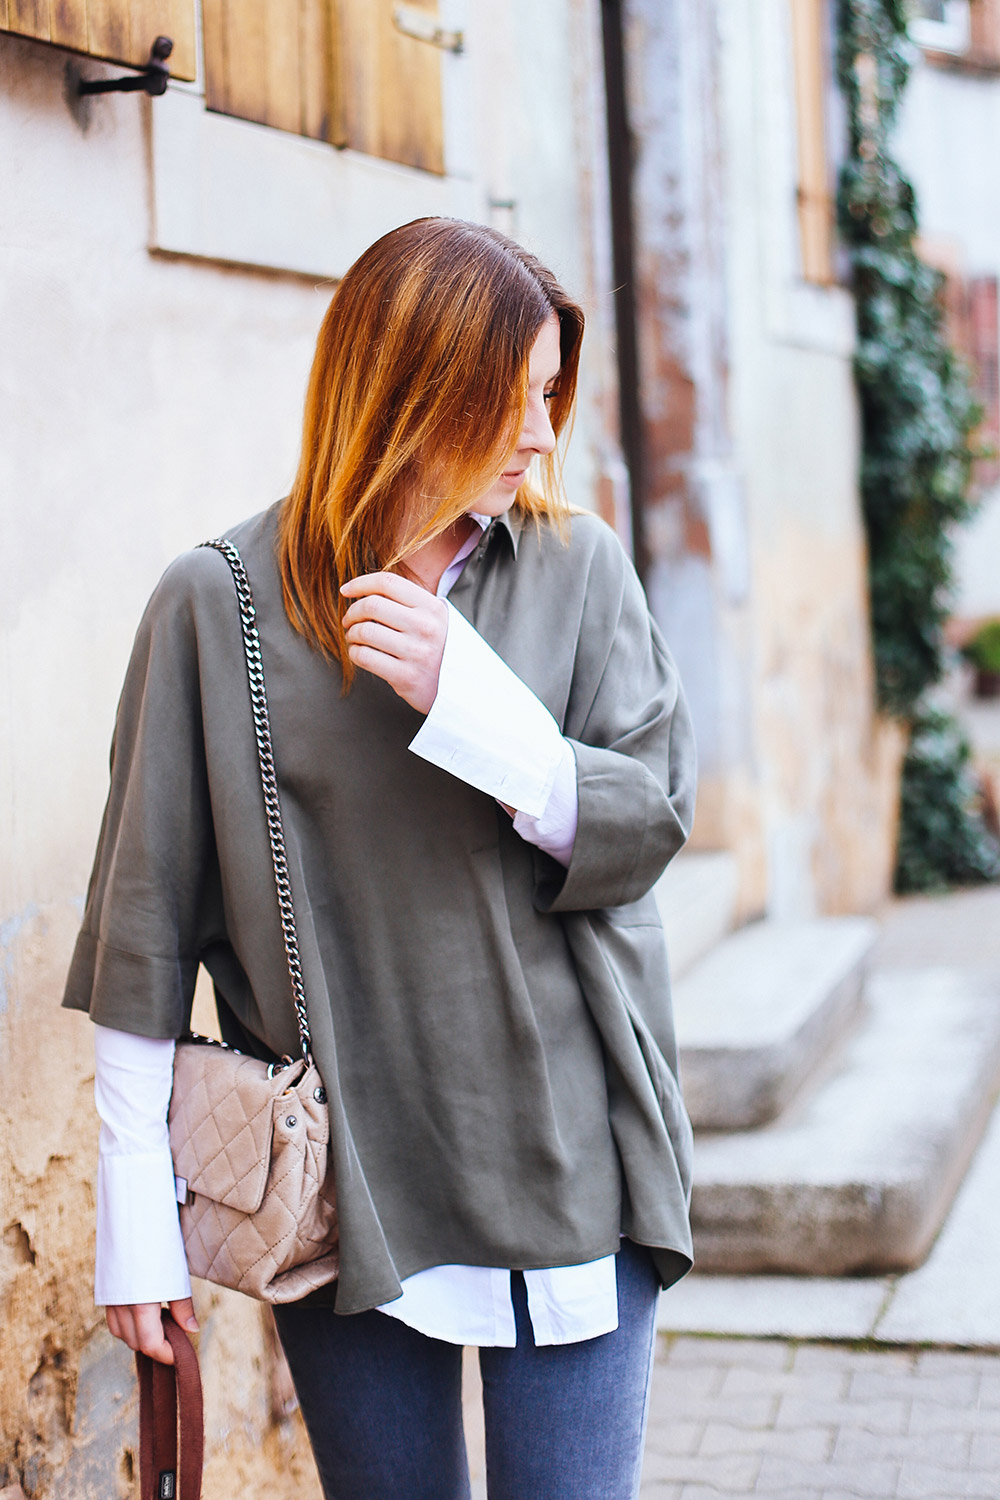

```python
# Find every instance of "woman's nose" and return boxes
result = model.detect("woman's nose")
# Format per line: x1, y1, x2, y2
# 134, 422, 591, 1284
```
519, 397, 556, 457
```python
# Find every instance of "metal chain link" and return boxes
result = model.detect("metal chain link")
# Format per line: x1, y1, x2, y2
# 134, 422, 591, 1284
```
199, 538, 312, 1062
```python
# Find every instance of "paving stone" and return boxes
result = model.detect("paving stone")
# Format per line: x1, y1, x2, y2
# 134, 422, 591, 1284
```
849, 1369, 981, 1406
792, 1343, 896, 1375
641, 1449, 708, 1485
897, 1464, 998, 1498
756, 1455, 900, 1496
915, 1351, 1000, 1378
831, 1347, 916, 1375
674, 917, 875, 1129
968, 1429, 1000, 1466
649, 1362, 728, 1400
908, 1398, 1000, 1434
692, 969, 1000, 1275
718, 1363, 847, 1403
651, 1392, 779, 1430
698, 1420, 832, 1461
975, 1373, 1000, 1405
662, 1335, 791, 1369
636, 1451, 762, 1489
644, 1421, 705, 1458
776, 1396, 912, 1435
833, 1424, 972, 1467
678, 1487, 757, 1500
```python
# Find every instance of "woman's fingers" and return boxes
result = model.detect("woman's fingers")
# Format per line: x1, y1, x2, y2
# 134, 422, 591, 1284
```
169, 1296, 199, 1334
340, 571, 428, 607
341, 592, 412, 634
344, 620, 412, 658
341, 572, 448, 714
105, 1302, 176, 1364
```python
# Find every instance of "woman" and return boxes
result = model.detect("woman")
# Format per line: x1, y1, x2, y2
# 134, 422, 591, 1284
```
64, 218, 697, 1500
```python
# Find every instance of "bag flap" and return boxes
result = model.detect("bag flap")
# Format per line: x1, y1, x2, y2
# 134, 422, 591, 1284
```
169, 1046, 281, 1214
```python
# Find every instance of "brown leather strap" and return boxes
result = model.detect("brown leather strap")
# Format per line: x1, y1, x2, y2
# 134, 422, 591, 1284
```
136, 1312, 204, 1500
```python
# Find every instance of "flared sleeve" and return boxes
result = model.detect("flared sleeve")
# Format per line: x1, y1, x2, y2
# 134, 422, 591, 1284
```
534, 528, 697, 914
63, 558, 216, 1038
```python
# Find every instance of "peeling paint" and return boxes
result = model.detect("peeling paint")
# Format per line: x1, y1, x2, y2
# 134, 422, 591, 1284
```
0, 905, 40, 1016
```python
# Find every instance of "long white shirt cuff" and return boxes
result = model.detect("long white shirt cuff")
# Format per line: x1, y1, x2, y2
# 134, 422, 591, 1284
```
93, 1024, 191, 1306
408, 601, 578, 861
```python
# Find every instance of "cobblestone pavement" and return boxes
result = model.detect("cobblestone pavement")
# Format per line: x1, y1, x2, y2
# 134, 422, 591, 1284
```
640, 1334, 1000, 1499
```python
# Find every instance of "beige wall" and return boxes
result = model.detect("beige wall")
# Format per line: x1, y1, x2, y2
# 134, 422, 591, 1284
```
0, 6, 617, 1489
698, 0, 902, 917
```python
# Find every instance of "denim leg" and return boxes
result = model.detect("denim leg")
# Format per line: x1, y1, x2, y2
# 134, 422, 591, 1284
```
273, 1301, 471, 1500
478, 1240, 660, 1500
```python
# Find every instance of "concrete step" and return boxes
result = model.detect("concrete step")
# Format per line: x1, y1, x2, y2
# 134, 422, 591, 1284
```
675, 917, 877, 1130
690, 967, 1000, 1275
655, 850, 739, 980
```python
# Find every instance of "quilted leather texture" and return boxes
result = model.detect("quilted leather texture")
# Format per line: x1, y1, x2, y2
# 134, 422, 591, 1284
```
169, 1042, 339, 1304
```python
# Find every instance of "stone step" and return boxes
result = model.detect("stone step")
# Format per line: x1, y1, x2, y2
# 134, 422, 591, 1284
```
654, 850, 739, 980
689, 967, 1000, 1275
675, 917, 877, 1130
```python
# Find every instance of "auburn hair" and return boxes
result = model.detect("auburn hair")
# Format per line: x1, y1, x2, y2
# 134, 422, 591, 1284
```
277, 217, 584, 679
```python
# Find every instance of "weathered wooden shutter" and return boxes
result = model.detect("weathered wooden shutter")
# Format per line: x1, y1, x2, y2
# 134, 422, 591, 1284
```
941, 269, 1000, 490
969, 276, 1000, 489
201, 0, 445, 171
971, 0, 1000, 65
330, 0, 445, 174
790, 0, 835, 285
201, 0, 332, 141
0, 0, 197, 81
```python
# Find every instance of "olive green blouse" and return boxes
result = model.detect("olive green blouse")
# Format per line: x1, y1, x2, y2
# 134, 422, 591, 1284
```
63, 502, 697, 1313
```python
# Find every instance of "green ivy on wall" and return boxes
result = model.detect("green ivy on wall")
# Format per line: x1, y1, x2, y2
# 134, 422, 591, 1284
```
836, 0, 1000, 890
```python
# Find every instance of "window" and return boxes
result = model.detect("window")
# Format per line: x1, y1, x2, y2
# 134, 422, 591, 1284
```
0, 0, 197, 80
910, 1, 972, 54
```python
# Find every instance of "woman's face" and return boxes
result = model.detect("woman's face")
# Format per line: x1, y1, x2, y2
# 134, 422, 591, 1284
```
472, 311, 562, 517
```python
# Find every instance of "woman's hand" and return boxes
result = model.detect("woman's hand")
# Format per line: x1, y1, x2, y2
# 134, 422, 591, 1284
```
340, 572, 449, 714
106, 1298, 199, 1365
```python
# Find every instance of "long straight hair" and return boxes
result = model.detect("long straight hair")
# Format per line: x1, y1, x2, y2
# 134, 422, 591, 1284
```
277, 218, 584, 679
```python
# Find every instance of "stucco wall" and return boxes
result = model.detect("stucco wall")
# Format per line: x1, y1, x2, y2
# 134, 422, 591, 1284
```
0, 7, 616, 1490
627, 0, 902, 919
719, 0, 904, 916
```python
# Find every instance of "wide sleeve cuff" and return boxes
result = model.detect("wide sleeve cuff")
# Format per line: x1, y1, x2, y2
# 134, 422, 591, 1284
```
95, 1149, 192, 1306
512, 739, 578, 868
408, 601, 565, 818
93, 1025, 191, 1305
534, 738, 687, 913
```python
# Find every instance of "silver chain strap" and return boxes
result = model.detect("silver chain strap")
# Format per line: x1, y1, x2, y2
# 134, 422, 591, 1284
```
199, 538, 312, 1063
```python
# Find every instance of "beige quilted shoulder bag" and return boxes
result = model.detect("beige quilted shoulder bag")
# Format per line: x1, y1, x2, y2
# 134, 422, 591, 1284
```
167, 537, 339, 1304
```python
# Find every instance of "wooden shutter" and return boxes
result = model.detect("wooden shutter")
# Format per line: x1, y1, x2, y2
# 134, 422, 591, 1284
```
790, 0, 835, 285
971, 0, 1000, 65
0, 0, 197, 81
330, 0, 445, 174
202, 0, 332, 140
940, 269, 1000, 490
968, 276, 1000, 488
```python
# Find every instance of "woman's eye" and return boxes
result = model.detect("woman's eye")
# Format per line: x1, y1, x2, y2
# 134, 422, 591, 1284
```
543, 390, 558, 403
